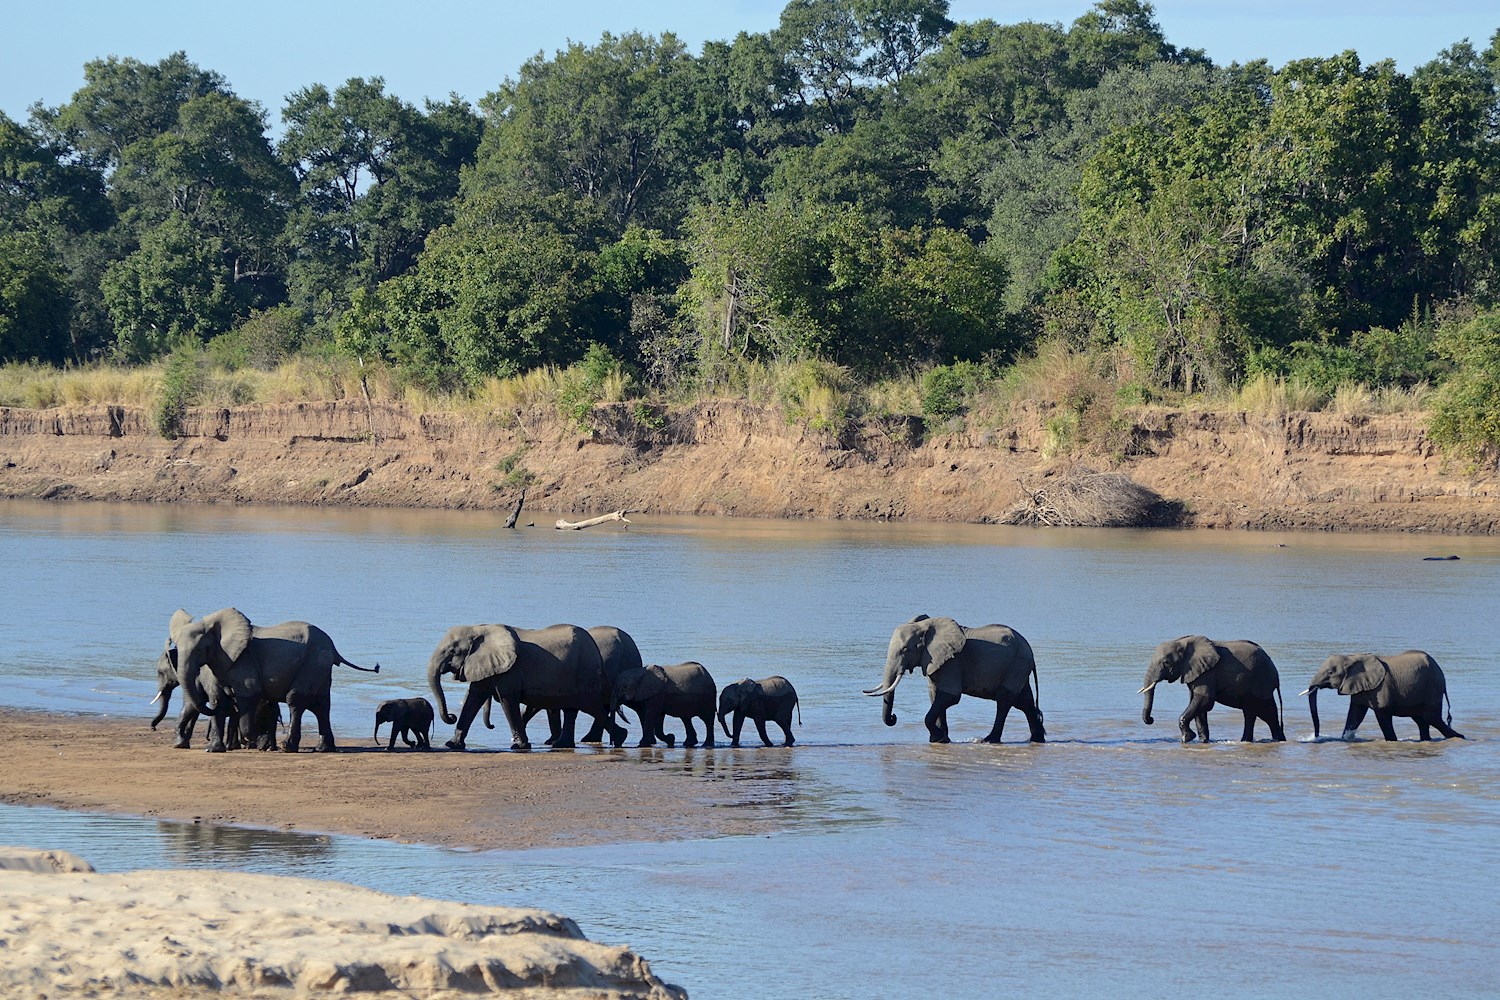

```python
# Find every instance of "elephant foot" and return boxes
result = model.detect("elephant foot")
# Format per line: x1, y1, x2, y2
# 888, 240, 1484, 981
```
445, 738, 466, 751
702, 738, 715, 748
1179, 733, 1196, 744
205, 741, 227, 754
173, 737, 191, 750
928, 734, 951, 744
730, 739, 741, 748
281, 742, 300, 753
312, 742, 336, 753
783, 737, 795, 747
635, 739, 656, 748
510, 741, 532, 751
684, 738, 698, 748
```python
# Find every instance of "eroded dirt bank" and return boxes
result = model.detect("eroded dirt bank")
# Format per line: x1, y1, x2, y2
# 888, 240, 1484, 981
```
0, 399, 1495, 532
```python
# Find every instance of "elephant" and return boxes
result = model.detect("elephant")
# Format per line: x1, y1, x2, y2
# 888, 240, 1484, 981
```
373, 697, 435, 750
718, 676, 800, 747
1302, 651, 1464, 741
150, 646, 278, 750
511, 625, 636, 746
428, 623, 608, 751
611, 662, 718, 748
169, 608, 378, 753
1140, 636, 1286, 743
864, 615, 1045, 744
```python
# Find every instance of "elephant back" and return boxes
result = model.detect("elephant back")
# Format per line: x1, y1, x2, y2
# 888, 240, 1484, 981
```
589, 625, 643, 683
1217, 640, 1279, 699
957, 625, 1033, 698
1382, 651, 1443, 706
515, 624, 606, 706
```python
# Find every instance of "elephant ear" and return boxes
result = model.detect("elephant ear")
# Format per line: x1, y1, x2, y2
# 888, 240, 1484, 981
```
639, 665, 671, 699
1182, 637, 1218, 685
205, 607, 253, 663
1339, 655, 1386, 696
465, 626, 519, 682
920, 617, 967, 679
169, 609, 193, 639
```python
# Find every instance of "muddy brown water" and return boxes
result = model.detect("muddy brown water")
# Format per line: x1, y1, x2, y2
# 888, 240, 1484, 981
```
2, 500, 1498, 998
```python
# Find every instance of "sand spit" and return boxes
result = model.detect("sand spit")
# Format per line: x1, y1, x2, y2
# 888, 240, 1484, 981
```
0, 847, 685, 999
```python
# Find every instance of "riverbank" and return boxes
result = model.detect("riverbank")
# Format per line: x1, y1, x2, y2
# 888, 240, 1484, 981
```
2, 398, 1497, 532
0, 709, 798, 852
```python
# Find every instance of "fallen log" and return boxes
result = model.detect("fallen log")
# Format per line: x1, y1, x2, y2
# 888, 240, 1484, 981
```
504, 490, 526, 529
555, 511, 631, 530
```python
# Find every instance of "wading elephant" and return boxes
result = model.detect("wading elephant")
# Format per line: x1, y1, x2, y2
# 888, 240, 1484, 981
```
864, 616, 1045, 744
1303, 651, 1464, 741
373, 697, 435, 750
169, 608, 378, 753
611, 662, 717, 748
428, 623, 607, 750
151, 646, 278, 750
512, 624, 635, 746
1140, 636, 1285, 743
719, 676, 800, 747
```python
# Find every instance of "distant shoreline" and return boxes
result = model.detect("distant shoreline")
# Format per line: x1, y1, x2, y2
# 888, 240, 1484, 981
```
2, 398, 1496, 533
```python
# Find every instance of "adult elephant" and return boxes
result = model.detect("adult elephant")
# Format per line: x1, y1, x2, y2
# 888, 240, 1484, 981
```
611, 662, 717, 748
428, 623, 607, 751
150, 645, 277, 750
1303, 651, 1464, 741
719, 676, 800, 747
1140, 636, 1285, 743
168, 608, 378, 753
864, 615, 1044, 744
512, 624, 636, 746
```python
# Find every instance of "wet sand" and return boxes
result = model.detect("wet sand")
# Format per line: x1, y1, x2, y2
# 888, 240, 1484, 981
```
0, 709, 789, 850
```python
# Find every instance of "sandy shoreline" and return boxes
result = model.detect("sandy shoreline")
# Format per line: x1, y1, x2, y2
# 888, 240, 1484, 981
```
0, 708, 794, 851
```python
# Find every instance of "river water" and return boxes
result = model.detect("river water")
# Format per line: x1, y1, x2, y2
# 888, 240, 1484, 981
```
2, 499, 1498, 998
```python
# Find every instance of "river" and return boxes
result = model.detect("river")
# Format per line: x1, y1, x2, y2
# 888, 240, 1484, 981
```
2, 499, 1498, 998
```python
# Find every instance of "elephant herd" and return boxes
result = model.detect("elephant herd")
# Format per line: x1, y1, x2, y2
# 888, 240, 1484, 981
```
151, 608, 1465, 755
151, 608, 800, 753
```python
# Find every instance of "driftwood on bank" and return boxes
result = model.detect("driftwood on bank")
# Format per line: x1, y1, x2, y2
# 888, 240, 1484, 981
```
555, 511, 631, 530
999, 467, 1182, 528
504, 490, 526, 529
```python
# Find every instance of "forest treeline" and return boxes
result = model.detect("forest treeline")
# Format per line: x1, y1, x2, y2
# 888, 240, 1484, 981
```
2, 1, 1499, 457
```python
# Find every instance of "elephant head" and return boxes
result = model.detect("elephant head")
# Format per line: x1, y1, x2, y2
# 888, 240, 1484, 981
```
150, 645, 178, 730
168, 608, 253, 717
611, 665, 667, 715
1139, 635, 1217, 726
864, 615, 967, 727
718, 678, 757, 737
426, 624, 518, 725
1302, 653, 1387, 738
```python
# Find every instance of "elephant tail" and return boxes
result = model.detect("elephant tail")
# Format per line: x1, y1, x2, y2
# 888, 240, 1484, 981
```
1445, 689, 1454, 727
1276, 684, 1285, 734
795, 695, 802, 727
337, 652, 380, 673
1031, 659, 1042, 717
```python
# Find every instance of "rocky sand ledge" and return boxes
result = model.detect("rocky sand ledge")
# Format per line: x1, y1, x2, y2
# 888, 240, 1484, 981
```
0, 846, 685, 999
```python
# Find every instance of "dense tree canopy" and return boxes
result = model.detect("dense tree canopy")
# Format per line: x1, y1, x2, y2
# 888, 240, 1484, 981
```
2, 3, 1498, 451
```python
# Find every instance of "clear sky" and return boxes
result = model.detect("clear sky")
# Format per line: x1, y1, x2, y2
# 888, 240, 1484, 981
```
3, 1, 1497, 123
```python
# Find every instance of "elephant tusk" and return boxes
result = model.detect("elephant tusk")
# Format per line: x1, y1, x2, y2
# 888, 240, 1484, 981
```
149, 692, 162, 705
863, 681, 897, 697
1298, 688, 1312, 697
1137, 683, 1158, 695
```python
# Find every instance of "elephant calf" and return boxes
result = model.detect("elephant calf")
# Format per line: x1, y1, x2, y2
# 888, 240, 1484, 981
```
719, 676, 800, 747
612, 663, 717, 748
1303, 651, 1464, 741
1140, 635, 1285, 743
373, 697, 435, 750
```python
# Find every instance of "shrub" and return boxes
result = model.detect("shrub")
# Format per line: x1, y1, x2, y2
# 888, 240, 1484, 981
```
1429, 310, 1500, 460
556, 343, 632, 428
153, 344, 204, 438
920, 361, 984, 419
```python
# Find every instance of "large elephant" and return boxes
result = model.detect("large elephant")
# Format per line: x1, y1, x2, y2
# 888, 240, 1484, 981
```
1140, 636, 1285, 743
1302, 651, 1464, 741
611, 662, 717, 748
428, 623, 607, 751
512, 624, 636, 746
150, 645, 277, 750
864, 615, 1045, 744
169, 607, 378, 753
718, 676, 800, 747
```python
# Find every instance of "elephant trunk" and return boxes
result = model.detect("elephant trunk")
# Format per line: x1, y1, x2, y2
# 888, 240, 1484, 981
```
177, 664, 212, 717
428, 658, 456, 725
719, 709, 732, 739
1308, 687, 1321, 739
1140, 661, 1166, 726
873, 643, 903, 727
150, 683, 174, 730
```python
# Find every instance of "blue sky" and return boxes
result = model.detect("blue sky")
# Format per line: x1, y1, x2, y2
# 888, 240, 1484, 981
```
3, 1, 1497, 122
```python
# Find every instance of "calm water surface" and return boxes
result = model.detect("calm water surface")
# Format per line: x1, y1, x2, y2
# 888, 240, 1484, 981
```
2, 499, 1498, 998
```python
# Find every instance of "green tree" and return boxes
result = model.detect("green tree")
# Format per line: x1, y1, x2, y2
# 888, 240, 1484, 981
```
0, 230, 71, 363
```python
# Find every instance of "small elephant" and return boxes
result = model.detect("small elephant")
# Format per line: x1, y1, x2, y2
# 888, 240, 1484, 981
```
866, 615, 1044, 744
373, 697, 435, 750
1303, 651, 1464, 741
611, 662, 717, 748
718, 676, 800, 747
1140, 636, 1285, 743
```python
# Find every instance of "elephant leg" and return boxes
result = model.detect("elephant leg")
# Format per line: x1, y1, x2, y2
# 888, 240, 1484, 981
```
174, 710, 196, 750
1428, 712, 1465, 740
1240, 708, 1257, 742
777, 718, 795, 747
544, 708, 561, 747
754, 717, 773, 747
682, 715, 700, 748
311, 693, 336, 752
580, 711, 606, 743
1176, 700, 1205, 743
982, 694, 1015, 744
700, 712, 715, 749
634, 706, 659, 747
445, 685, 490, 750
1265, 700, 1286, 742
730, 711, 745, 748
1374, 709, 1399, 741
1012, 684, 1045, 743
1416, 717, 1432, 741
553, 708, 579, 749
1341, 701, 1368, 740
925, 691, 959, 743
497, 696, 531, 751
387, 726, 398, 751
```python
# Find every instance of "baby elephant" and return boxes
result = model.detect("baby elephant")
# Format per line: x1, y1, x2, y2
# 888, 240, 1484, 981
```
1303, 651, 1464, 741
373, 698, 435, 750
612, 663, 718, 748
719, 676, 800, 747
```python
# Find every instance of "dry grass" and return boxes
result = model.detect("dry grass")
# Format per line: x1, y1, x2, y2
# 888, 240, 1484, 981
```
1232, 374, 1328, 415
1000, 466, 1181, 527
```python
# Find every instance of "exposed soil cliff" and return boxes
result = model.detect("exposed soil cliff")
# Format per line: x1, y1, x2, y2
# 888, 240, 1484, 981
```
0, 398, 1495, 533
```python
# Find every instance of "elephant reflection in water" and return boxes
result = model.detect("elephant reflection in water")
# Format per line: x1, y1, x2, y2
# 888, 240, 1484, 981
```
1303, 651, 1464, 741
157, 818, 333, 865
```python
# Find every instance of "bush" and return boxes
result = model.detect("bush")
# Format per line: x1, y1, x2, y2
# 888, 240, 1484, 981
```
1429, 310, 1500, 460
206, 306, 307, 371
153, 344, 204, 438
556, 343, 632, 428
920, 362, 985, 419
